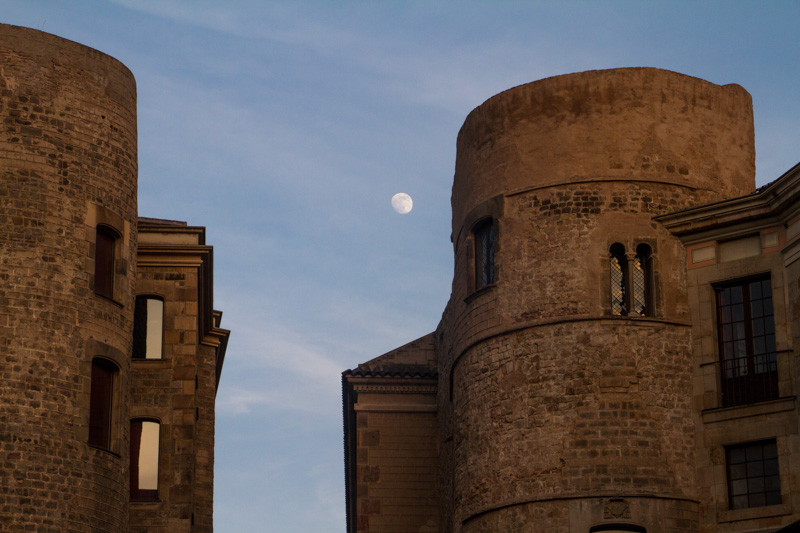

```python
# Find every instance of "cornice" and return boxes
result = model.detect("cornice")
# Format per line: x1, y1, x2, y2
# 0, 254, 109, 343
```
655, 162, 800, 240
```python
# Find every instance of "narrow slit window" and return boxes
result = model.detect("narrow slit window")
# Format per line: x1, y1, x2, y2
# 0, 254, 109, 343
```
89, 358, 117, 449
474, 219, 495, 290
609, 243, 627, 316
632, 243, 652, 317
133, 296, 164, 360
130, 419, 160, 501
95, 225, 117, 300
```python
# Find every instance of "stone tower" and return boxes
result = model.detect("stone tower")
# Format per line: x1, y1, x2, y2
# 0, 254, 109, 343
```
436, 69, 755, 531
0, 24, 138, 531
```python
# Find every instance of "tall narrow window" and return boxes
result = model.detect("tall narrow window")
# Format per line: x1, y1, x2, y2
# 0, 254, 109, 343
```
716, 276, 778, 406
95, 225, 117, 300
631, 244, 652, 317
133, 296, 164, 360
474, 219, 495, 290
609, 243, 627, 316
89, 358, 117, 449
130, 419, 160, 501
727, 440, 781, 509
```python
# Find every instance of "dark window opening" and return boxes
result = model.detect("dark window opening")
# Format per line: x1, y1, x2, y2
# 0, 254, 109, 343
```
132, 296, 164, 360
631, 244, 652, 316
590, 525, 647, 533
130, 419, 160, 501
727, 440, 781, 510
95, 225, 117, 300
474, 219, 495, 290
609, 243, 627, 316
89, 358, 116, 449
716, 276, 778, 406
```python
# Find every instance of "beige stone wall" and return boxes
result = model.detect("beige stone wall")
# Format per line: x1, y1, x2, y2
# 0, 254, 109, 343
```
0, 24, 137, 532
129, 266, 199, 532
451, 68, 755, 233
687, 245, 800, 532
450, 322, 695, 528
354, 393, 439, 532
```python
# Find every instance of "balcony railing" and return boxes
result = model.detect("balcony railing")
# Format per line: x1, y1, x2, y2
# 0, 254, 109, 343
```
720, 356, 779, 407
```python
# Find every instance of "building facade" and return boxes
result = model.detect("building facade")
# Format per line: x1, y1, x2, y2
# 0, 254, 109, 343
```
0, 24, 229, 532
343, 68, 800, 532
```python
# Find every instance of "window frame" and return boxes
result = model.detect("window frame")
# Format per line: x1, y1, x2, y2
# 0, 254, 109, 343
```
132, 295, 165, 360
130, 418, 161, 501
472, 217, 495, 292
608, 241, 655, 317
94, 224, 119, 300
726, 439, 782, 510
714, 275, 778, 407
88, 357, 118, 450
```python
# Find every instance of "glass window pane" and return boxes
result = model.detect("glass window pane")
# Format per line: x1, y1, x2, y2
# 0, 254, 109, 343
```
89, 359, 115, 449
750, 280, 762, 299
138, 421, 160, 490
145, 299, 163, 359
731, 286, 743, 304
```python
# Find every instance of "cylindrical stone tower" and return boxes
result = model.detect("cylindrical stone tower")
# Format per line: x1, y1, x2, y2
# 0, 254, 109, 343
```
0, 24, 137, 531
437, 68, 755, 532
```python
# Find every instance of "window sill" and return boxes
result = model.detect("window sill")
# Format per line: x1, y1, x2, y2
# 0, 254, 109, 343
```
94, 291, 123, 308
87, 443, 120, 458
464, 283, 496, 304
701, 396, 795, 424
717, 502, 791, 523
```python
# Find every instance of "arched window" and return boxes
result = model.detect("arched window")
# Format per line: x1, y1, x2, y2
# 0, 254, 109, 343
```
610, 242, 654, 317
133, 296, 164, 360
89, 358, 118, 449
609, 243, 627, 316
631, 244, 653, 317
130, 419, 160, 501
474, 218, 495, 290
95, 224, 119, 300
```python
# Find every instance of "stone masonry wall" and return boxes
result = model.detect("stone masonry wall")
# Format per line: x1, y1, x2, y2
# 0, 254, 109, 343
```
0, 24, 137, 532
129, 265, 201, 533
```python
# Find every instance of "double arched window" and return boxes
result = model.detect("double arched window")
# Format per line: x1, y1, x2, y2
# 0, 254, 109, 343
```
609, 243, 653, 317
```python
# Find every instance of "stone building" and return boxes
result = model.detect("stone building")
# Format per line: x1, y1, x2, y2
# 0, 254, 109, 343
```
0, 24, 230, 532
343, 68, 800, 532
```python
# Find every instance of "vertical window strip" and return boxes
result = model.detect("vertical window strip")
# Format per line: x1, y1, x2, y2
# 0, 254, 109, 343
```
631, 255, 646, 316
89, 359, 115, 449
130, 419, 160, 501
133, 296, 164, 360
610, 244, 626, 316
95, 225, 116, 299
475, 220, 495, 290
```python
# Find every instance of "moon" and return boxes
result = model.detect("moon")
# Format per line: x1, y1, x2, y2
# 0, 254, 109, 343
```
391, 193, 413, 214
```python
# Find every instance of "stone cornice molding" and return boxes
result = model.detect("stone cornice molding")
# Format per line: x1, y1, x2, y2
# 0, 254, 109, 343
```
655, 162, 800, 241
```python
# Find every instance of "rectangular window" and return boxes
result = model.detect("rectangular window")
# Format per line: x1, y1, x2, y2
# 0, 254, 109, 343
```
130, 419, 160, 501
95, 225, 116, 299
727, 440, 781, 510
89, 358, 116, 449
132, 296, 164, 359
474, 219, 495, 290
716, 276, 778, 406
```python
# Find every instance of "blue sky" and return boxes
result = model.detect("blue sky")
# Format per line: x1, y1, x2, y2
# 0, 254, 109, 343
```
3, 1, 799, 531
